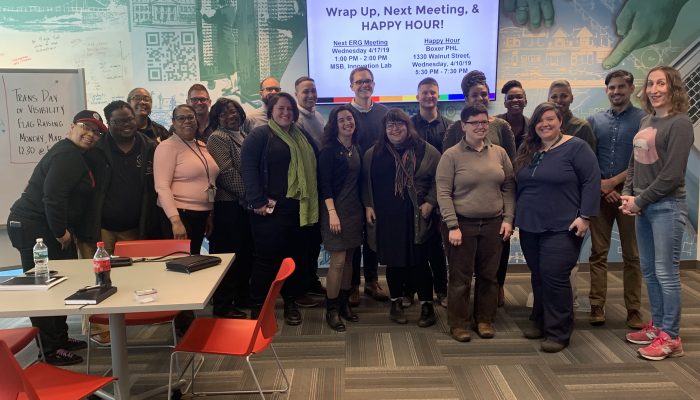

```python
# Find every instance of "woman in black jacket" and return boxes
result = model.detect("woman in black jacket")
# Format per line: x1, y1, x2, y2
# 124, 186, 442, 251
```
7, 110, 107, 366
318, 105, 364, 331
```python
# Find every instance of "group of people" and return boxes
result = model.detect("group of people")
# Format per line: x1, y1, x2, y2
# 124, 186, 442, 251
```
6, 64, 693, 366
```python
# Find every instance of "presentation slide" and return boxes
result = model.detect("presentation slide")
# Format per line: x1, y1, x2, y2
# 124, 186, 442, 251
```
306, 0, 499, 104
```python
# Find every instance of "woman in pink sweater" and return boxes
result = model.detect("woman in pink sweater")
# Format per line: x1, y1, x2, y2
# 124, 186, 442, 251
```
154, 104, 220, 254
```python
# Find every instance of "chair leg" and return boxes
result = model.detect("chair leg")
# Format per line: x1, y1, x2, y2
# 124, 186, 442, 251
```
86, 321, 92, 373
269, 345, 290, 393
245, 354, 266, 400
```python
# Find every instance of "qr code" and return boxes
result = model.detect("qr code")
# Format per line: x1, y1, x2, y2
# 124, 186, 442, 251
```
145, 31, 198, 81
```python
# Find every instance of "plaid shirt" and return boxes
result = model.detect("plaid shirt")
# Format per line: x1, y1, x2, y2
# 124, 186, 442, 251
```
207, 128, 246, 202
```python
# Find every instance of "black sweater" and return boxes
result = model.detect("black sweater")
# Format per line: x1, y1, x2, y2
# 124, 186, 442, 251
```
10, 139, 94, 238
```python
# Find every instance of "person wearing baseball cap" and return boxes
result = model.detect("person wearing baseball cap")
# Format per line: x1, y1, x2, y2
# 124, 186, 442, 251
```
6, 108, 106, 366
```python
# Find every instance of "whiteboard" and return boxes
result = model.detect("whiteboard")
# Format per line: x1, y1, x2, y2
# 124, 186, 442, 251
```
0, 68, 87, 225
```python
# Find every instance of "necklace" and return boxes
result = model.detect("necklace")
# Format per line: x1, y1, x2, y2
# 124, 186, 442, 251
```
541, 133, 563, 151
338, 138, 353, 158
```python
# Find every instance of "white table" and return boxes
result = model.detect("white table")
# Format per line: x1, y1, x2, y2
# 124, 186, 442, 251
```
0, 253, 234, 400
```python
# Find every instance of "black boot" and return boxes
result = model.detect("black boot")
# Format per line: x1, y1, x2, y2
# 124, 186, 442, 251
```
390, 299, 408, 324
283, 299, 302, 326
325, 297, 346, 332
417, 302, 436, 328
339, 289, 359, 322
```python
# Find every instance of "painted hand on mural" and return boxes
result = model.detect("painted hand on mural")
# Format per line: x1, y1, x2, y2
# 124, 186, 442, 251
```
502, 0, 554, 29
603, 0, 690, 69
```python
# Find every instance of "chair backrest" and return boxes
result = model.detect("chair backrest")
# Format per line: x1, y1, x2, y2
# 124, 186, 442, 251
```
250, 258, 295, 351
0, 340, 40, 400
114, 240, 191, 257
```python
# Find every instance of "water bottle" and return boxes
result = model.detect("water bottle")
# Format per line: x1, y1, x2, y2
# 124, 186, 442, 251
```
32, 238, 49, 284
93, 242, 112, 287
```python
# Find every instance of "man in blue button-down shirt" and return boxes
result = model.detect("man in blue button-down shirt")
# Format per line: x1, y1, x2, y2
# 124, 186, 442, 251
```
587, 70, 646, 329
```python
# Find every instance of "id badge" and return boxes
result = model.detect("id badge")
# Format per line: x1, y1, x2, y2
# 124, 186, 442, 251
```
206, 185, 217, 202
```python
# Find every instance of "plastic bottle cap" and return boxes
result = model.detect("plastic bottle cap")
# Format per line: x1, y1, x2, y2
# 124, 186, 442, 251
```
97, 241, 105, 247
36, 238, 43, 242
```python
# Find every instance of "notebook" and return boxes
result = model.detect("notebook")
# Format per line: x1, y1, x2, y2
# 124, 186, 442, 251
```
64, 286, 118, 305
0, 276, 67, 291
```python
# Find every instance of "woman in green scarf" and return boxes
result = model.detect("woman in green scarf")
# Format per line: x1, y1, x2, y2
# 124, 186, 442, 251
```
241, 92, 319, 326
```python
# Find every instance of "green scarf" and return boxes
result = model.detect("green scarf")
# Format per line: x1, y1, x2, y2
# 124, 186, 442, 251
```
269, 120, 319, 226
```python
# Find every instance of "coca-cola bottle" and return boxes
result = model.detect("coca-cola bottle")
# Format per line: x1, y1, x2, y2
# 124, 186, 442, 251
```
93, 242, 112, 287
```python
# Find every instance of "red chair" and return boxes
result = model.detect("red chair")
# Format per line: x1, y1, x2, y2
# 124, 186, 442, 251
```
86, 239, 191, 373
0, 339, 113, 400
167, 258, 294, 399
0, 327, 44, 362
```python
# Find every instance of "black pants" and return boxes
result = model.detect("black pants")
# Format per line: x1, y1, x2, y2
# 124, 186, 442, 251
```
159, 208, 209, 255
249, 211, 305, 306
404, 230, 446, 296
351, 222, 378, 286
7, 213, 77, 354
497, 238, 511, 287
209, 201, 254, 313
300, 224, 322, 292
520, 230, 583, 345
386, 262, 433, 302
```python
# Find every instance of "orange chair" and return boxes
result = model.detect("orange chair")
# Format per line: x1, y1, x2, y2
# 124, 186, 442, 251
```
86, 239, 191, 373
167, 258, 294, 399
0, 339, 113, 400
0, 327, 44, 361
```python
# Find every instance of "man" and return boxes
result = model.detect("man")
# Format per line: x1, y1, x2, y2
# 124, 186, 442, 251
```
548, 80, 596, 151
548, 79, 597, 308
77, 101, 160, 345
587, 70, 645, 329
293, 76, 326, 307
294, 76, 325, 147
127, 87, 170, 142
244, 76, 281, 131
186, 84, 214, 141
348, 67, 390, 303
409, 77, 450, 307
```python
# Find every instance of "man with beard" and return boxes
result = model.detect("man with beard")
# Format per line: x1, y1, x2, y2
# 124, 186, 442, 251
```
586, 70, 645, 329
77, 100, 160, 345
127, 87, 170, 142
244, 76, 281, 131
548, 80, 596, 151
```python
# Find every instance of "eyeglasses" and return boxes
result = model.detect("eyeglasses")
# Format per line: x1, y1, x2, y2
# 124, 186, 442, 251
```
110, 116, 135, 125
463, 120, 489, 127
130, 95, 152, 103
385, 121, 406, 130
77, 122, 102, 136
353, 79, 374, 86
189, 97, 210, 104
173, 115, 195, 122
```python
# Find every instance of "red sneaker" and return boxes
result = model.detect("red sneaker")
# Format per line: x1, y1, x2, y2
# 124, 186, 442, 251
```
638, 331, 684, 361
626, 322, 660, 344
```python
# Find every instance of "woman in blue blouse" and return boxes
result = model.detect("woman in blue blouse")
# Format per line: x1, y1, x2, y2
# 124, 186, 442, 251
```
514, 102, 600, 353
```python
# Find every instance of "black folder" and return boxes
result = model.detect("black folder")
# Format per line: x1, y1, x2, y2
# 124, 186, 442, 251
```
64, 286, 118, 305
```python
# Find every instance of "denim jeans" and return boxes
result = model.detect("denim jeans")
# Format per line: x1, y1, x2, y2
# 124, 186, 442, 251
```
636, 197, 687, 338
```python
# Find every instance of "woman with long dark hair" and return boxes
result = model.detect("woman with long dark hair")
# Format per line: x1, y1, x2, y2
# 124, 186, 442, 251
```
514, 102, 599, 353
362, 108, 441, 326
621, 66, 694, 360
318, 105, 364, 331
206, 98, 251, 318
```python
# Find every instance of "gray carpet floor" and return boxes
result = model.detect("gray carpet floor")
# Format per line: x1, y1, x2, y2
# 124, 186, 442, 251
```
4, 268, 700, 399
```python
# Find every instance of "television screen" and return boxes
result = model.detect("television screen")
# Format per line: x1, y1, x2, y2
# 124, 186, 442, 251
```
306, 0, 500, 104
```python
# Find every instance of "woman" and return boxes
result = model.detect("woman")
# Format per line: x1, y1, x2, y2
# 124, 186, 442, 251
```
436, 104, 515, 342
206, 98, 251, 319
362, 108, 440, 326
241, 92, 319, 326
443, 70, 518, 308
621, 66, 693, 361
514, 102, 599, 353
442, 70, 516, 159
497, 79, 530, 151
318, 105, 364, 331
7, 110, 107, 365
154, 104, 220, 255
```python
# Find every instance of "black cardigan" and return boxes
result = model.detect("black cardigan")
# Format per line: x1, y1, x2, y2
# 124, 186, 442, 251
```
317, 139, 359, 201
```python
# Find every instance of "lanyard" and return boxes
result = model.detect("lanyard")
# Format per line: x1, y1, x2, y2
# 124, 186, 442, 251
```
178, 135, 212, 186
